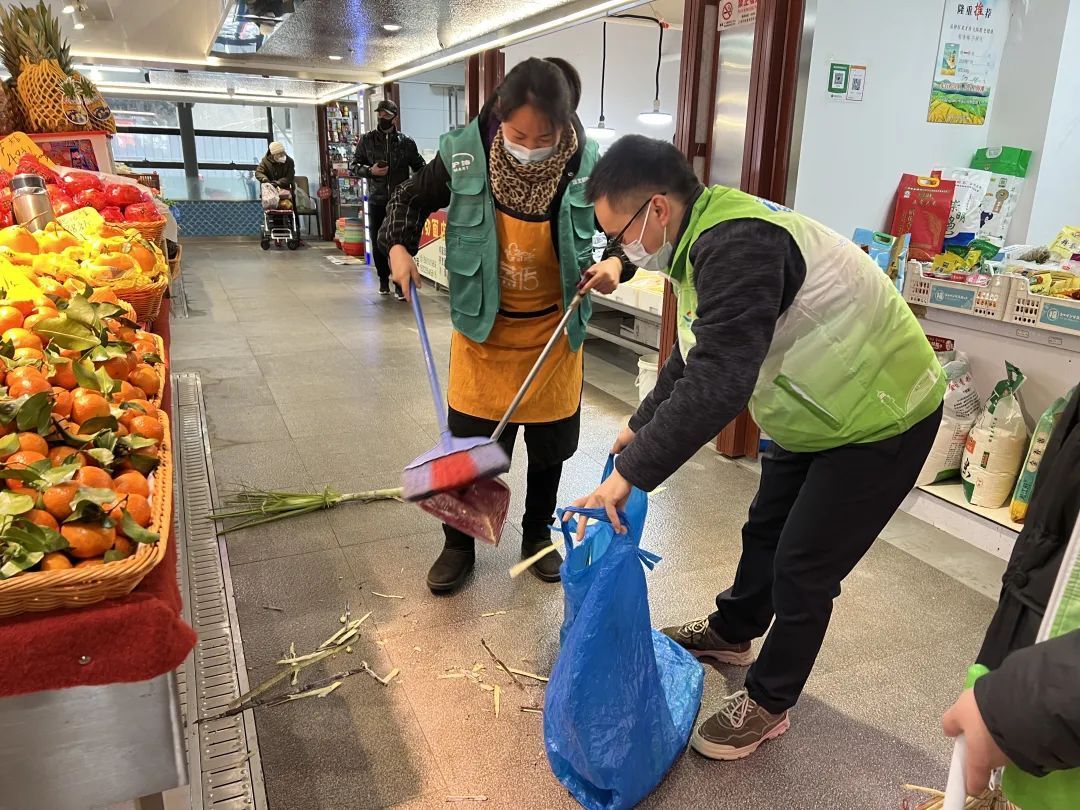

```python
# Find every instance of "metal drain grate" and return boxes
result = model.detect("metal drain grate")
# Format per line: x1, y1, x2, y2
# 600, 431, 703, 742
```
171, 274, 190, 318
174, 372, 266, 810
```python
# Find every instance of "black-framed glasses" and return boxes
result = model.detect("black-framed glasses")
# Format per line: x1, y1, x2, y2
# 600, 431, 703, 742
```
606, 194, 664, 251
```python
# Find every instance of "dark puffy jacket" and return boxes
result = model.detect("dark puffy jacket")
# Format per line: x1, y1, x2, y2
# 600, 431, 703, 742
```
975, 385, 1080, 777
350, 128, 425, 205
255, 152, 295, 188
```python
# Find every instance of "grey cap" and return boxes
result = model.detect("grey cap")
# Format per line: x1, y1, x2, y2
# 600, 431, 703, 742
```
375, 99, 399, 116
11, 173, 46, 191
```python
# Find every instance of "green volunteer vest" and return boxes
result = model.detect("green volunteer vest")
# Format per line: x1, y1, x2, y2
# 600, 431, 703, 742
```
997, 525, 1080, 808
665, 186, 945, 452
437, 121, 599, 351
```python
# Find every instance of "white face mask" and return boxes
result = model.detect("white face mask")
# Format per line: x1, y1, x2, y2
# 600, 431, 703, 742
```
622, 203, 672, 271
274, 154, 287, 163
503, 135, 556, 164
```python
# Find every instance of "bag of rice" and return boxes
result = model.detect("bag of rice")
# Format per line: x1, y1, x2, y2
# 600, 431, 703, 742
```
1009, 387, 1075, 522
933, 167, 992, 249
916, 349, 981, 486
961, 362, 1028, 508
968, 146, 1032, 254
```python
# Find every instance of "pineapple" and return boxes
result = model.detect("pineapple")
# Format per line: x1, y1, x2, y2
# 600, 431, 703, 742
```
60, 76, 88, 127
74, 73, 115, 133
0, 1, 90, 133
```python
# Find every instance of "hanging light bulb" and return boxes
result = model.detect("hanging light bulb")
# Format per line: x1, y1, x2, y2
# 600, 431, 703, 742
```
62, 4, 76, 13
638, 99, 672, 126
637, 18, 672, 125
585, 22, 617, 143
72, 4, 86, 30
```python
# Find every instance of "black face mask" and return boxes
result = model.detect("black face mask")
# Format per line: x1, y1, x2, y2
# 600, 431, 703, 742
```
377, 118, 394, 132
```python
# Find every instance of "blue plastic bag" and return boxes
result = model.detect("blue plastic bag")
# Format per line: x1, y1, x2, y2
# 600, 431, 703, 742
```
544, 457, 704, 810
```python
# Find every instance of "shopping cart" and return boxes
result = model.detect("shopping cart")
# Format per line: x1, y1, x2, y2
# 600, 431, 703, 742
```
260, 183, 300, 251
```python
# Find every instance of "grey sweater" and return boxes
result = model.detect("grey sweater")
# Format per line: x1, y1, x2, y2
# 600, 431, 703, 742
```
616, 216, 806, 491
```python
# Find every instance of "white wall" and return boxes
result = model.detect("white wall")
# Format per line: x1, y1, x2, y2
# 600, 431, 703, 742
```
504, 19, 682, 147
1025, 0, 1080, 245
286, 105, 322, 197
984, 0, 1071, 244
793, 0, 997, 237
397, 63, 466, 160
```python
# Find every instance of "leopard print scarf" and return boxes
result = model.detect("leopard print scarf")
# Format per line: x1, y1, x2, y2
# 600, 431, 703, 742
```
488, 124, 578, 217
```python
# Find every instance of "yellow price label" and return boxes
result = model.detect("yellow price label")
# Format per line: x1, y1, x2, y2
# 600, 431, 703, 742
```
57, 206, 104, 243
0, 132, 56, 175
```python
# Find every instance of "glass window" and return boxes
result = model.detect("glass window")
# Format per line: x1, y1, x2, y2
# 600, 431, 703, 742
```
104, 97, 179, 128
112, 132, 183, 163
191, 103, 270, 133
194, 134, 267, 166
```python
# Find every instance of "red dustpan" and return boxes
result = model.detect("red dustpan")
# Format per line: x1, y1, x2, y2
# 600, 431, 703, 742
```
416, 477, 510, 546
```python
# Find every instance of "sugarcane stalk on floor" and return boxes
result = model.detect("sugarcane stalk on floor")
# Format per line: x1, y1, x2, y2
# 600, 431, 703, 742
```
210, 485, 403, 530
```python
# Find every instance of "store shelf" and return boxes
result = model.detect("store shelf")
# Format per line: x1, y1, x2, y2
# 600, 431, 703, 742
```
585, 323, 656, 355
917, 481, 1019, 531
593, 296, 661, 324
901, 480, 1019, 561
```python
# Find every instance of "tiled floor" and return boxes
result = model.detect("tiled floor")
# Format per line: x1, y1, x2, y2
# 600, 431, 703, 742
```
172, 241, 1006, 810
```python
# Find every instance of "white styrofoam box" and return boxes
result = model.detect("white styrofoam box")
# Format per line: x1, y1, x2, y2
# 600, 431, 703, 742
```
1007, 276, 1080, 336
902, 260, 1015, 320
620, 318, 661, 348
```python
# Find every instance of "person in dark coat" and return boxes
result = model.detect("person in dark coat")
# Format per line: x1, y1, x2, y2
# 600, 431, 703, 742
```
351, 100, 426, 299
255, 141, 295, 189
942, 385, 1080, 802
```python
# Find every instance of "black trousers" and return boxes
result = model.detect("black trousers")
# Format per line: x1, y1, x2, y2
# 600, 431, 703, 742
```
443, 407, 580, 549
367, 202, 397, 290
709, 403, 943, 714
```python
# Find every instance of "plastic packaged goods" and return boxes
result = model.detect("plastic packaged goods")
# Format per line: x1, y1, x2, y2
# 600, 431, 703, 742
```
852, 228, 909, 291
1010, 389, 1075, 523
1048, 226, 1080, 262
968, 146, 1032, 252
961, 362, 1028, 508
916, 346, 981, 486
889, 174, 956, 261
933, 167, 992, 248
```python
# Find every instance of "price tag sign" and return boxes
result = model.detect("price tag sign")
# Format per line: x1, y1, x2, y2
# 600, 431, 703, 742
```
57, 206, 104, 242
0, 132, 56, 174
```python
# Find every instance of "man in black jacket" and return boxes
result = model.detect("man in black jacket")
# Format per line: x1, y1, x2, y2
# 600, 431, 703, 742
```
351, 100, 426, 299
942, 385, 1080, 801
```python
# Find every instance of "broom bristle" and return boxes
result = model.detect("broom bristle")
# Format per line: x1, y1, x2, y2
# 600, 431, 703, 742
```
402, 442, 509, 502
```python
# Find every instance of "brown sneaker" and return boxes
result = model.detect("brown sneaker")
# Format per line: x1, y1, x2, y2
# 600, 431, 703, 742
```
690, 690, 790, 760
660, 618, 755, 666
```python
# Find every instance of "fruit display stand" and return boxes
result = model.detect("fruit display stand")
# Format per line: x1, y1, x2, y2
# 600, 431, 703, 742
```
0, 304, 196, 810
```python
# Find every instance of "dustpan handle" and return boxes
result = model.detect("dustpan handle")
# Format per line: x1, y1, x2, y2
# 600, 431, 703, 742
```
409, 281, 450, 440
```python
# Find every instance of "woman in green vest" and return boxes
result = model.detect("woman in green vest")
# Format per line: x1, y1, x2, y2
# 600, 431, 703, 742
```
380, 58, 633, 594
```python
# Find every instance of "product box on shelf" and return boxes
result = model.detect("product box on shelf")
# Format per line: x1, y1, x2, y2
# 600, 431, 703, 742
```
902, 260, 1015, 320
1006, 275, 1080, 335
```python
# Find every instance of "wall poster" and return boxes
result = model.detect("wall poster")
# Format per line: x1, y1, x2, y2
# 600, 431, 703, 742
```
927, 1, 1010, 125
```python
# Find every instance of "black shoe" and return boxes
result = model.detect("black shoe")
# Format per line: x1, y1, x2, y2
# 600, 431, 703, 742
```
378, 283, 390, 296
394, 289, 406, 302
522, 536, 562, 583
427, 544, 475, 594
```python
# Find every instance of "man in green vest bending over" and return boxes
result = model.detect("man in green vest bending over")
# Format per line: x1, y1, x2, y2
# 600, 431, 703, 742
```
573, 135, 946, 761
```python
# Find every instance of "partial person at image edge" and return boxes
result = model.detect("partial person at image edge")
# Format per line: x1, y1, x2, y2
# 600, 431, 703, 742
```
255, 141, 295, 190
378, 57, 634, 593
352, 99, 425, 299
574, 134, 947, 763
943, 384, 1080, 807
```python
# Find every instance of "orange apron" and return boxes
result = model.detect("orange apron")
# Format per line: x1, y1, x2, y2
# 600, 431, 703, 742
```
447, 209, 583, 423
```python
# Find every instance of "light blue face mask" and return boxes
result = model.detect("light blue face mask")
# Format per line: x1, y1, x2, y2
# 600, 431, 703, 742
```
621, 204, 672, 271
503, 135, 556, 164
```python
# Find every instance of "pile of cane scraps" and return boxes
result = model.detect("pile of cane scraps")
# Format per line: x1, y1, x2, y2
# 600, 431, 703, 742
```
437, 640, 549, 719
197, 606, 398, 723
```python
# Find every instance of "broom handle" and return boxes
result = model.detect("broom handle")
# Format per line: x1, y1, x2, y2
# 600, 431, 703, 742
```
409, 281, 451, 443
942, 735, 967, 810
492, 293, 585, 443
